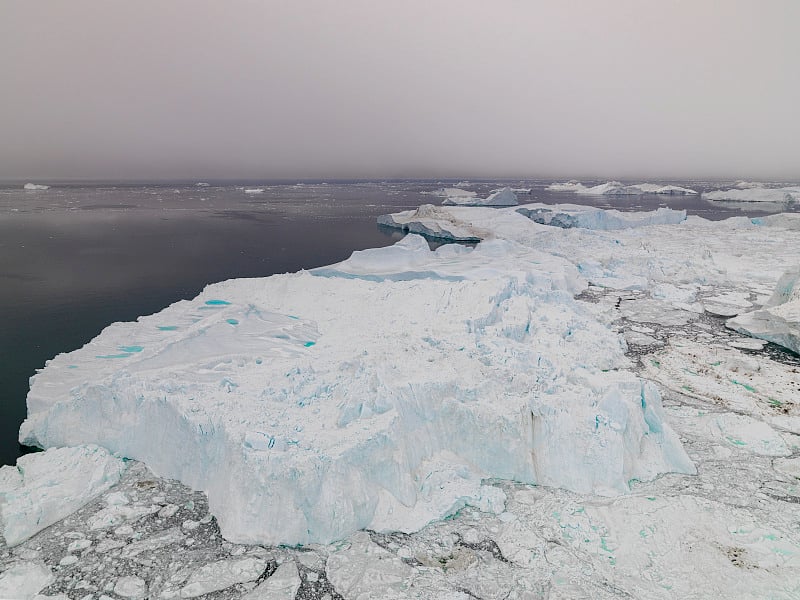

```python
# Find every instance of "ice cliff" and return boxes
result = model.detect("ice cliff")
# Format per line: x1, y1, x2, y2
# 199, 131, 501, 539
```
20, 229, 694, 546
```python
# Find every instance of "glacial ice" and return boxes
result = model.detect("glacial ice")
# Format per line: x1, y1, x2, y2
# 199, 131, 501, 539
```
704, 185, 800, 204
20, 223, 695, 545
441, 186, 518, 207
547, 181, 697, 195
728, 266, 800, 354
0, 445, 126, 546
23, 183, 50, 191
516, 203, 686, 230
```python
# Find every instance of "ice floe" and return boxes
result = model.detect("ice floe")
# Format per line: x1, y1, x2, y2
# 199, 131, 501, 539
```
0, 445, 126, 546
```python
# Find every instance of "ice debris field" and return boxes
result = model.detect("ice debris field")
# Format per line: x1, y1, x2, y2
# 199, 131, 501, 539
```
2, 199, 800, 599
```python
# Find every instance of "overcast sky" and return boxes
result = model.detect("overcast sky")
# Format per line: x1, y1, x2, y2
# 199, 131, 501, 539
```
1, 1, 798, 181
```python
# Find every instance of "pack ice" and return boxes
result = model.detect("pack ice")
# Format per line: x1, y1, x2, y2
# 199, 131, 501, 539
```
20, 230, 694, 546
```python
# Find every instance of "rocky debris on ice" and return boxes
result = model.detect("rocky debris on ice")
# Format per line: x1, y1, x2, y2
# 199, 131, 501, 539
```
0, 445, 126, 546
23, 183, 50, 190
704, 185, 800, 204
442, 186, 518, 207
516, 203, 686, 230
546, 181, 697, 195
728, 267, 800, 355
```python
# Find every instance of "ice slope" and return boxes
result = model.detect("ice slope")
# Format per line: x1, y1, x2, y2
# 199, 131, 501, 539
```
442, 187, 518, 207
516, 203, 686, 230
727, 266, 800, 354
20, 233, 693, 546
704, 185, 800, 203
0, 445, 125, 546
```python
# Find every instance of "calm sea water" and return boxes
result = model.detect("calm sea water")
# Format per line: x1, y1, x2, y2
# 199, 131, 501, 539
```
1, 179, 797, 465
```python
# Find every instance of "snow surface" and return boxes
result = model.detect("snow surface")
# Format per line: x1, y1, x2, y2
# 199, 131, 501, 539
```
0, 445, 126, 546
23, 183, 50, 191
546, 181, 697, 195
704, 185, 800, 203
442, 187, 518, 207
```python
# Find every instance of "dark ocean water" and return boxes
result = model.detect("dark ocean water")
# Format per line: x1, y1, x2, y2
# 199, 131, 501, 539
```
1, 179, 797, 465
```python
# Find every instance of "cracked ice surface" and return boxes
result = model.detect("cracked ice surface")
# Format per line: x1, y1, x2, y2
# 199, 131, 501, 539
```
20, 228, 692, 545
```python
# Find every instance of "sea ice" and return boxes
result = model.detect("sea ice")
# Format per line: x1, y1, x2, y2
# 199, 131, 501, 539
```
0, 445, 126, 546
0, 561, 54, 600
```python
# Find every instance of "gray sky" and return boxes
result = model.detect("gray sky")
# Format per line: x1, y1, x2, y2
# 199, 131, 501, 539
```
1, 1, 799, 181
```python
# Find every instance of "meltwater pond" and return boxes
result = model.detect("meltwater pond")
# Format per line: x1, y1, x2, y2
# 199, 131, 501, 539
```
1, 179, 798, 466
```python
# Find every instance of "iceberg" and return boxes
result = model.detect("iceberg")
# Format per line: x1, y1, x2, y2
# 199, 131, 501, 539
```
243, 188, 265, 194
704, 186, 800, 203
516, 203, 686, 230
547, 181, 697, 195
0, 445, 126, 546
377, 204, 485, 241
727, 266, 800, 354
442, 186, 518, 207
20, 231, 693, 546
546, 180, 586, 192
23, 183, 50, 190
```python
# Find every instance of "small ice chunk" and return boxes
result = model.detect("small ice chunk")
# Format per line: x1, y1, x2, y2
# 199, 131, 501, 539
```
114, 575, 147, 599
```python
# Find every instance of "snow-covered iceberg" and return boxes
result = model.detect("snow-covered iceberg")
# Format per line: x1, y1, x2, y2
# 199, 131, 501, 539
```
727, 266, 800, 354
0, 445, 126, 546
516, 203, 686, 230
441, 187, 518, 207
23, 183, 50, 191
703, 186, 800, 204
547, 181, 697, 195
20, 232, 694, 546
377, 204, 485, 241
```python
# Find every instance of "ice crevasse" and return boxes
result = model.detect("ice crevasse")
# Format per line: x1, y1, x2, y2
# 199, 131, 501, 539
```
19, 234, 695, 546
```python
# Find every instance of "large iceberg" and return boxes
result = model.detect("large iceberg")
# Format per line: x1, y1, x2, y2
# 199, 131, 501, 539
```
20, 231, 693, 546
516, 203, 686, 230
704, 185, 800, 203
442, 187, 518, 207
547, 181, 697, 195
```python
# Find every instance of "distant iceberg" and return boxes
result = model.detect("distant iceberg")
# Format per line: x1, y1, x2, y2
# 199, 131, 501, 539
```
703, 186, 800, 204
195, 182, 210, 187
243, 188, 265, 194
548, 181, 697, 195
23, 183, 50, 190
442, 186, 518, 207
421, 187, 476, 198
